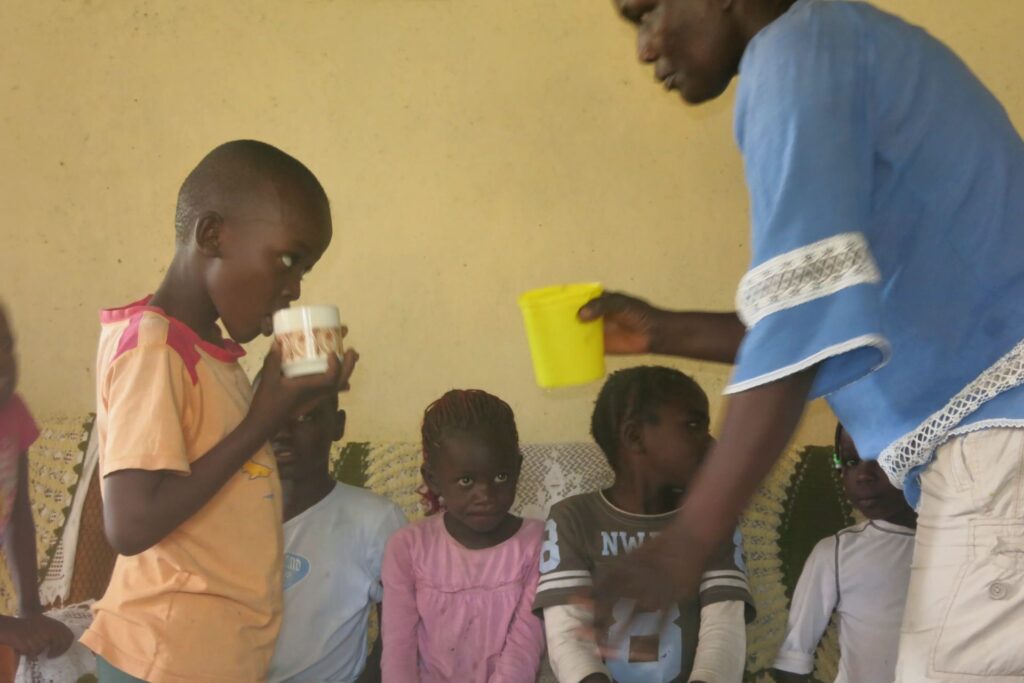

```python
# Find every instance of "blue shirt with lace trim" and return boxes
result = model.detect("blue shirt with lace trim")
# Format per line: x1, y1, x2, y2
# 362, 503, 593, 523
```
726, 0, 1024, 506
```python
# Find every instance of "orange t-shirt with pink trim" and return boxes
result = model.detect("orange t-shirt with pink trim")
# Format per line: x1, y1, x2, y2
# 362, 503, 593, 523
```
80, 297, 283, 683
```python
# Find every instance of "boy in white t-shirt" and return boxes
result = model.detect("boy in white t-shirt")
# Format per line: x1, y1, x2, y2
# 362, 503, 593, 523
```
773, 424, 917, 683
267, 391, 406, 683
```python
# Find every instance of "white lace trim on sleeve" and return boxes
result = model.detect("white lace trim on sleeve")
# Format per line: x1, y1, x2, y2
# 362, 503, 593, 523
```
736, 232, 881, 327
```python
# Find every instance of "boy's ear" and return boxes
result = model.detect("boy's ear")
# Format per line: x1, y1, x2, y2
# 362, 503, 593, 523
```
194, 212, 225, 257
421, 463, 440, 495
620, 417, 644, 454
333, 409, 346, 442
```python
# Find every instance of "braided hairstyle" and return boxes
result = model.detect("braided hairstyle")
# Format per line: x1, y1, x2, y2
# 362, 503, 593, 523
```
418, 389, 520, 515
590, 366, 707, 471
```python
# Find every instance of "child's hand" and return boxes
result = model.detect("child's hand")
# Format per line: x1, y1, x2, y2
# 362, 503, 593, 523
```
336, 326, 359, 392
0, 614, 74, 658
249, 342, 359, 434
24, 614, 74, 657
578, 292, 664, 355
0, 615, 43, 657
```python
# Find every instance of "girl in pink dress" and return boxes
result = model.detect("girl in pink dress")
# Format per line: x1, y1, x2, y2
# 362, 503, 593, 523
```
0, 304, 73, 663
381, 389, 545, 683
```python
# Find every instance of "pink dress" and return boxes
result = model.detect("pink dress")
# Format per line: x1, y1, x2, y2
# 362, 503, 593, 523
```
381, 514, 545, 683
0, 394, 39, 540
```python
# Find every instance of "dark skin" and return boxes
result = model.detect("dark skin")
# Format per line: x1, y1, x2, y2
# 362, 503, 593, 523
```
0, 309, 17, 409
103, 166, 359, 556
422, 431, 523, 551
605, 391, 712, 516
836, 429, 916, 529
271, 395, 382, 683
0, 309, 74, 658
615, 0, 797, 105
582, 293, 745, 362
272, 394, 345, 524
574, 0, 813, 642
772, 430, 916, 683
582, 390, 714, 683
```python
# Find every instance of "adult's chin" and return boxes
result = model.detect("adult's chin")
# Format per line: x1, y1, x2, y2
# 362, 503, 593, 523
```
679, 73, 734, 105
680, 84, 721, 105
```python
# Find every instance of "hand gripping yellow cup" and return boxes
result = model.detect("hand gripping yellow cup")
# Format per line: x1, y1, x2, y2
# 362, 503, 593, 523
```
518, 283, 605, 388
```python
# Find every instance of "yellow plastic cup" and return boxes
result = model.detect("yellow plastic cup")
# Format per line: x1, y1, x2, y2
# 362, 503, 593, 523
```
518, 283, 605, 388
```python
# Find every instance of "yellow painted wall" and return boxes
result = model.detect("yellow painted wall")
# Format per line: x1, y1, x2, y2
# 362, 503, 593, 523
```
2, 1, 1022, 448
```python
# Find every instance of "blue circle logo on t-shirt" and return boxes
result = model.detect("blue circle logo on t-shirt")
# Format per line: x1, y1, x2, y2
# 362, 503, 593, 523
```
733, 529, 747, 573
283, 552, 310, 590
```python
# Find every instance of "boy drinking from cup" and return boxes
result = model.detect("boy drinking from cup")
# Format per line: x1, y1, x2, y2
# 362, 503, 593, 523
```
80, 140, 358, 683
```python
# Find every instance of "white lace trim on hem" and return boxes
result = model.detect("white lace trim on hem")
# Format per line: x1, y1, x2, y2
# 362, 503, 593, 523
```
878, 337, 1024, 489
881, 420, 1024, 491
724, 334, 889, 395
736, 232, 881, 327
947, 419, 1024, 436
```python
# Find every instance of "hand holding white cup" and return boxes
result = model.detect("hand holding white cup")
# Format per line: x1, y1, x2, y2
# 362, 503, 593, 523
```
272, 305, 345, 377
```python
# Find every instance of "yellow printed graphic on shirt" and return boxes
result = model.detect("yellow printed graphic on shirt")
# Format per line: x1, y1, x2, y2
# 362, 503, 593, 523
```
242, 460, 273, 480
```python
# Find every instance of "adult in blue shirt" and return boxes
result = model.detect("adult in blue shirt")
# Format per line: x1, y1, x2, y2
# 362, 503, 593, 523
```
584, 1, 1024, 681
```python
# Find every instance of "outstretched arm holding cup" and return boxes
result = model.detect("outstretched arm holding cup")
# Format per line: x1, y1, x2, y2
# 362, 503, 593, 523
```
578, 292, 745, 362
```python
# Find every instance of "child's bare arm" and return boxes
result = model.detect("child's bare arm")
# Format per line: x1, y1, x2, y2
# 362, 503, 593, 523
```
103, 347, 355, 556
4, 453, 76, 658
6, 451, 41, 615
2, 460, 75, 657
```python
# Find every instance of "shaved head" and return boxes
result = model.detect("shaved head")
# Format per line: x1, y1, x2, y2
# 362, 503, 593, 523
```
174, 140, 329, 245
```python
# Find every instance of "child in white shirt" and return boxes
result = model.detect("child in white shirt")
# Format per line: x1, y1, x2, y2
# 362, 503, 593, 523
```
773, 424, 917, 683
268, 391, 406, 683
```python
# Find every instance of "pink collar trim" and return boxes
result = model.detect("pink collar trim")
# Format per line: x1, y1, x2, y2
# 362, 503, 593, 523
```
100, 295, 246, 362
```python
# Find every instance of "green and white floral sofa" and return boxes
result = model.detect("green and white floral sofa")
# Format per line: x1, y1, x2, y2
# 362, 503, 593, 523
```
6, 416, 854, 683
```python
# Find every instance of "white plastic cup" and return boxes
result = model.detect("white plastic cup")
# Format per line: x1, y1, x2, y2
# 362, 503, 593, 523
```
272, 305, 343, 378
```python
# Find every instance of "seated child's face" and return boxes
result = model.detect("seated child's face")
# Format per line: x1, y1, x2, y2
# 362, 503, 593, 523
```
0, 309, 16, 407
270, 394, 344, 483
637, 392, 712, 491
837, 430, 908, 520
428, 431, 520, 534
